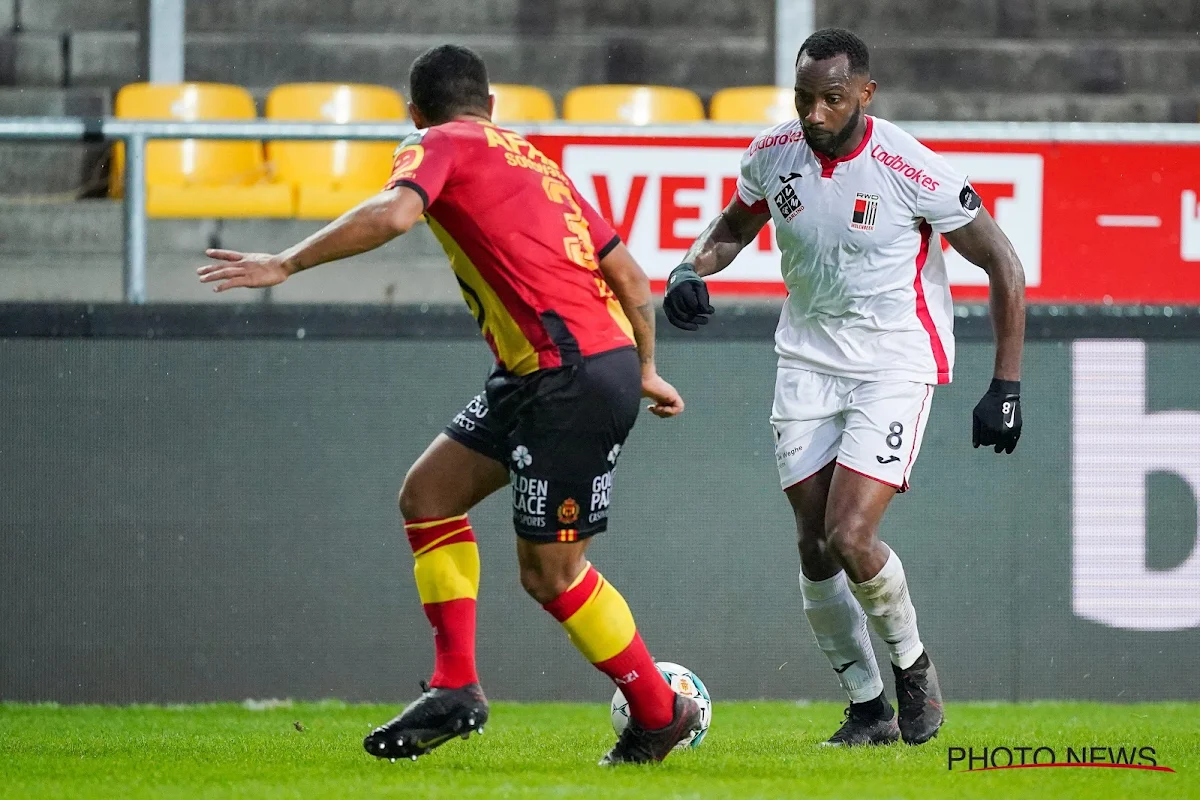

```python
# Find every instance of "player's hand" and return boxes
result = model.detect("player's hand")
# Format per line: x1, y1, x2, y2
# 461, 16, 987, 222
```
663, 263, 714, 331
972, 378, 1021, 454
641, 370, 684, 418
197, 249, 290, 292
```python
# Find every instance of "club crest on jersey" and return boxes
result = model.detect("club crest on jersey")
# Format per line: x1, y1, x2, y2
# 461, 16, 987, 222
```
851, 193, 880, 231
773, 184, 804, 221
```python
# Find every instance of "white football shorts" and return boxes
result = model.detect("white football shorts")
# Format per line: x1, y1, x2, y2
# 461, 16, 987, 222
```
771, 364, 934, 492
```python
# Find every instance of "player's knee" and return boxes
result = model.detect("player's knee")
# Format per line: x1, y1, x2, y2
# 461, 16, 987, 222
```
827, 516, 877, 570
518, 560, 576, 605
797, 530, 832, 564
398, 469, 437, 523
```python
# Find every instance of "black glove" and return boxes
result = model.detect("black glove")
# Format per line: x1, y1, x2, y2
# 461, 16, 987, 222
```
663, 263, 714, 331
972, 378, 1022, 454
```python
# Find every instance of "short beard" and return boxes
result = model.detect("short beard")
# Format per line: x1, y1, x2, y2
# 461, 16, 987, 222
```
808, 103, 862, 158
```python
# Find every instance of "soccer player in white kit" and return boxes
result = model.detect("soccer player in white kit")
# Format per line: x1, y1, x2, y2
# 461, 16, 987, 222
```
664, 28, 1026, 746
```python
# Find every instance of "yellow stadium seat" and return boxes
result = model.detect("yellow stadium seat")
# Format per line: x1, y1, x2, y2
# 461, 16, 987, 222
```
266, 83, 406, 219
710, 86, 797, 125
562, 85, 704, 124
110, 82, 292, 218
489, 84, 556, 123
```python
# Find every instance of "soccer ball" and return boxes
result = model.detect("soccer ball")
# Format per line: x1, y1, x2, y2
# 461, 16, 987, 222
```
610, 661, 711, 748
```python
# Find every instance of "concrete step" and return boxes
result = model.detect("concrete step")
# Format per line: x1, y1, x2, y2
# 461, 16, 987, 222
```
16, 0, 141, 32
0, 201, 459, 303
67, 31, 141, 87
817, 0, 1005, 38
65, 30, 768, 97
871, 90, 1196, 122
0, 33, 65, 87
816, 0, 1200, 39
0, 251, 461, 304
1040, 0, 1200, 38
185, 0, 771, 36
0, 86, 110, 114
870, 38, 1200, 93
0, 86, 112, 195
0, 143, 107, 195
186, 0, 525, 35
0, 201, 445, 257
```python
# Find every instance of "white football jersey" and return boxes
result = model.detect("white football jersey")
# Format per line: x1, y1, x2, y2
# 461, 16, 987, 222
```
736, 115, 979, 384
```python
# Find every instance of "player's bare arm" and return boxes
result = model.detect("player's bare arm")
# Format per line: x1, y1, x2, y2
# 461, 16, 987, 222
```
196, 187, 426, 292
942, 208, 1025, 381
685, 200, 771, 279
663, 200, 771, 330
598, 242, 685, 418
942, 207, 1027, 453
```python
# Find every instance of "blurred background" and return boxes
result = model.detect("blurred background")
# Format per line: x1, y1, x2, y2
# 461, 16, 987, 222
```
1, 0, 1198, 302
2, 1, 1199, 706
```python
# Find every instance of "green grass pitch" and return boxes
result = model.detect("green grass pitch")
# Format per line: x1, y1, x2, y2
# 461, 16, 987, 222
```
2, 701, 1197, 799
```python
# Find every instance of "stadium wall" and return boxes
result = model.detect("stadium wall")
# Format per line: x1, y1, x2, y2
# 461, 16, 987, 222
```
3, 305, 1199, 704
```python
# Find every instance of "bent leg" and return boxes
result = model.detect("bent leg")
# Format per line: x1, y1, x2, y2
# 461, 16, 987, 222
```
518, 538, 677, 731
401, 433, 508, 689
826, 466, 923, 670
787, 462, 883, 705
400, 432, 509, 522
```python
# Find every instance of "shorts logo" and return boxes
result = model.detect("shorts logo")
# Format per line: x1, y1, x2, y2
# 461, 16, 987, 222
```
777, 443, 804, 465
773, 184, 804, 221
557, 498, 580, 525
606, 444, 622, 464
591, 471, 613, 514
511, 445, 532, 470
513, 475, 548, 525
851, 193, 880, 231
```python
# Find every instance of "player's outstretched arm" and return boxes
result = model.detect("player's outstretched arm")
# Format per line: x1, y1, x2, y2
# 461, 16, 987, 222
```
942, 207, 1027, 454
196, 187, 426, 292
598, 242, 685, 418
664, 199, 771, 330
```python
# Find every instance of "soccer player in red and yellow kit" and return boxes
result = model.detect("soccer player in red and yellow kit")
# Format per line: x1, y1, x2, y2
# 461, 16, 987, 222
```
196, 44, 700, 765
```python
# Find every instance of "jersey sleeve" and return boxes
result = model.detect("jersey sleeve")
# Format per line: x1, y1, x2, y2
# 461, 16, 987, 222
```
915, 152, 981, 234
735, 143, 770, 214
384, 128, 455, 208
574, 186, 621, 259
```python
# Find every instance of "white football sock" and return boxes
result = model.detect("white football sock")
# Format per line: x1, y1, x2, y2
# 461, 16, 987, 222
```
800, 570, 883, 704
849, 548, 925, 670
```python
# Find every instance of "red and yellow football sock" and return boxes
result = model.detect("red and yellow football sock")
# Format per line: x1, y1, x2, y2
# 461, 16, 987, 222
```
406, 514, 480, 689
543, 564, 676, 730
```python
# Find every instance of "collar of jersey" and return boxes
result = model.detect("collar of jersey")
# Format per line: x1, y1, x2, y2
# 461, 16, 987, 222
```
814, 115, 874, 178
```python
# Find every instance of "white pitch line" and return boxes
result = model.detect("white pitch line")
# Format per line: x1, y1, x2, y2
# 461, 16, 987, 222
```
1096, 215, 1162, 228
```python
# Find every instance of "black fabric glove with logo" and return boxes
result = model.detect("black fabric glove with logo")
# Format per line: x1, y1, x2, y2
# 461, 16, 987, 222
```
972, 378, 1022, 454
663, 263, 715, 331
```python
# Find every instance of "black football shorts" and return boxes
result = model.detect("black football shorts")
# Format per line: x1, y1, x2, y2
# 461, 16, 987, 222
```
444, 346, 641, 543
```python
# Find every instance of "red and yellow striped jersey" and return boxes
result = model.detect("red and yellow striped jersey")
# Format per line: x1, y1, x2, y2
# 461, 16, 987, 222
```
385, 119, 635, 376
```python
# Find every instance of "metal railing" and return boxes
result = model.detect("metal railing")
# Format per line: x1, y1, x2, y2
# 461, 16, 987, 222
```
1, 117, 1199, 303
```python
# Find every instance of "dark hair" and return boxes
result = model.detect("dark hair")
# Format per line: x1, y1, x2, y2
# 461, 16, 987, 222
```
797, 28, 870, 75
408, 44, 490, 123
